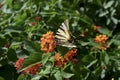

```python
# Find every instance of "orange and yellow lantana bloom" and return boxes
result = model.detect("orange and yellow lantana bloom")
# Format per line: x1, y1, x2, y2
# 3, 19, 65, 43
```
40, 31, 56, 53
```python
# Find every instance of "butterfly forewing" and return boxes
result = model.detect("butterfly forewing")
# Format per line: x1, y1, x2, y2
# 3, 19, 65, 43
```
56, 19, 70, 41
55, 19, 76, 48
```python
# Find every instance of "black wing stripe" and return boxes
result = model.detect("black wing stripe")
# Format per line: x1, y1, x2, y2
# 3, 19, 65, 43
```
56, 33, 67, 38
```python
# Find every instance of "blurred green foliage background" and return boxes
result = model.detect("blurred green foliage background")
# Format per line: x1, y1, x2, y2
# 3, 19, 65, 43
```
0, 0, 120, 80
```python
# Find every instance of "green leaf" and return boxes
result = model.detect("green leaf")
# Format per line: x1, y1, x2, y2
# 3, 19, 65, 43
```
104, 1, 114, 9
54, 70, 62, 80
86, 59, 97, 68
6, 0, 13, 8
0, 76, 5, 80
101, 52, 109, 65
98, 27, 112, 36
40, 63, 52, 75
7, 48, 17, 62
81, 41, 90, 46
101, 69, 106, 78
111, 17, 118, 24
88, 39, 100, 47
62, 71, 74, 78
18, 53, 42, 72
99, 11, 109, 17
17, 74, 26, 80
14, 12, 27, 25
31, 75, 42, 80
57, 46, 69, 55
82, 55, 96, 67
93, 0, 102, 6
79, 15, 93, 25
41, 53, 52, 65
0, 36, 7, 46
24, 40, 40, 53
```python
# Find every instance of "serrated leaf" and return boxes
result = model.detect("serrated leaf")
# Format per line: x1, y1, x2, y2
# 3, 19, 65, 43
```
18, 53, 42, 72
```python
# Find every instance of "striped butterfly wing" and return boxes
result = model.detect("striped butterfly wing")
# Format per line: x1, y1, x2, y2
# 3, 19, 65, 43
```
55, 19, 76, 48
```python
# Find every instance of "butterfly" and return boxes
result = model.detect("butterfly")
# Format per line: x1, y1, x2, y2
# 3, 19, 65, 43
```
55, 19, 76, 48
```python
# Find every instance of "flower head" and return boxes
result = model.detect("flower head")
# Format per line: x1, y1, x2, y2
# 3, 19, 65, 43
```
54, 53, 68, 68
65, 49, 77, 60
94, 35, 108, 44
35, 16, 41, 21
15, 58, 42, 75
31, 22, 36, 26
14, 58, 25, 70
24, 63, 42, 75
40, 31, 56, 53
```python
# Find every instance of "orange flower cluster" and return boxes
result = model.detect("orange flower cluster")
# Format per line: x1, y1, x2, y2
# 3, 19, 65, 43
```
14, 58, 25, 70
40, 31, 56, 53
94, 35, 108, 43
94, 35, 109, 50
14, 58, 42, 75
65, 49, 77, 60
54, 53, 68, 68
24, 64, 42, 75
54, 49, 77, 68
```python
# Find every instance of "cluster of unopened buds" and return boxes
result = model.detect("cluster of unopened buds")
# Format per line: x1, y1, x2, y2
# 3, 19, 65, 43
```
30, 16, 41, 26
